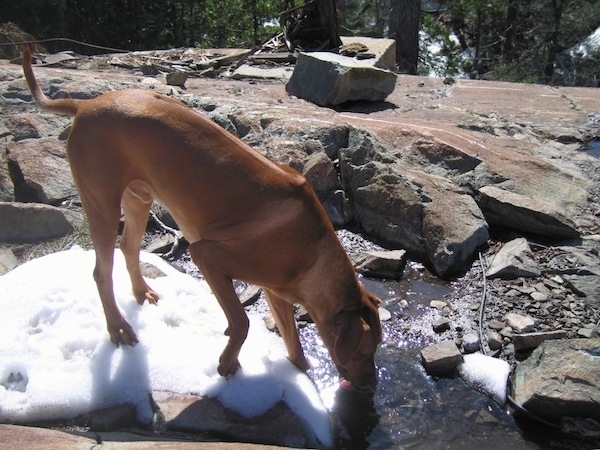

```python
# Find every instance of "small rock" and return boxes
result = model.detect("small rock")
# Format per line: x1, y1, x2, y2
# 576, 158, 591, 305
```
488, 331, 503, 351
512, 330, 567, 351
430, 300, 447, 310
264, 315, 277, 332
239, 285, 262, 306
166, 70, 188, 86
420, 341, 464, 375
505, 312, 536, 333
351, 249, 407, 279
378, 307, 392, 321
577, 328, 598, 338
462, 333, 481, 353
530, 291, 548, 302
398, 299, 409, 309
0, 247, 18, 275
488, 319, 506, 331
486, 237, 541, 279
432, 318, 451, 333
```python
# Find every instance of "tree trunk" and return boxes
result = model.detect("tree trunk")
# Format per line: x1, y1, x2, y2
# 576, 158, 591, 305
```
544, 0, 564, 84
388, 0, 421, 74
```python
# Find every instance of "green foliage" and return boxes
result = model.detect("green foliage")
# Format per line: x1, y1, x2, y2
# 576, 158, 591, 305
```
0, 0, 282, 52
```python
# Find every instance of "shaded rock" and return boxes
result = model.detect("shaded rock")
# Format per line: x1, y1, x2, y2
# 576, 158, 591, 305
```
432, 318, 451, 333
7, 137, 76, 203
487, 238, 541, 279
301, 151, 350, 226
478, 185, 580, 240
505, 312, 536, 333
0, 202, 83, 242
153, 391, 309, 448
89, 403, 137, 431
0, 247, 18, 275
511, 339, 600, 421
488, 331, 503, 351
512, 330, 568, 351
0, 141, 14, 202
285, 52, 396, 106
420, 340, 463, 375
350, 249, 407, 278
340, 150, 488, 276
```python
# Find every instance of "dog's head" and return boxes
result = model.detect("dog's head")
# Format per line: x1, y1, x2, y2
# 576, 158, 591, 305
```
331, 284, 382, 392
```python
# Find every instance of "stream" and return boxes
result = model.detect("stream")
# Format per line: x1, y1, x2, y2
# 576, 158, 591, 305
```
172, 230, 585, 449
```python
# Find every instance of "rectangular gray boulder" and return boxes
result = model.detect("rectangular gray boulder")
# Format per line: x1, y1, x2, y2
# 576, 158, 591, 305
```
285, 52, 397, 107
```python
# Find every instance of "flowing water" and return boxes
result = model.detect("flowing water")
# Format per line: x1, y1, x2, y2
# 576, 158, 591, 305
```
174, 231, 590, 449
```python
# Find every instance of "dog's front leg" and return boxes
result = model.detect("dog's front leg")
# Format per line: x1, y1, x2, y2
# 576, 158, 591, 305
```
189, 241, 249, 376
93, 242, 139, 346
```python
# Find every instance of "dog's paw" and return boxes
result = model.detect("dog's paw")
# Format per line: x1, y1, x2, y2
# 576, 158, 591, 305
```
109, 322, 139, 346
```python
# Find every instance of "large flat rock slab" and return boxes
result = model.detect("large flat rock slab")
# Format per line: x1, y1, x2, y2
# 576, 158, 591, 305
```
0, 424, 287, 449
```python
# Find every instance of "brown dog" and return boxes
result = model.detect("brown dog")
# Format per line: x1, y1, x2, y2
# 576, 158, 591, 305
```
21, 47, 382, 390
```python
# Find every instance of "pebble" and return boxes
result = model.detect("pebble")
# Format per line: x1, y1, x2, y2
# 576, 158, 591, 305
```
487, 331, 503, 351
462, 333, 480, 353
488, 319, 505, 330
505, 312, 536, 333
430, 300, 448, 310
432, 318, 451, 333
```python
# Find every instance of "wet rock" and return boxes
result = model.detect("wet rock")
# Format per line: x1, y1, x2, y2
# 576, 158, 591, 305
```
505, 312, 536, 333
0, 202, 83, 242
462, 333, 481, 353
511, 339, 600, 421
350, 249, 407, 279
486, 238, 541, 279
420, 340, 463, 375
512, 330, 567, 351
378, 306, 392, 321
0, 247, 18, 275
285, 52, 396, 106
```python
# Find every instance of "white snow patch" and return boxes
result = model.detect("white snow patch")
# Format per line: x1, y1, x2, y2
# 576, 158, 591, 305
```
458, 353, 511, 404
0, 248, 332, 447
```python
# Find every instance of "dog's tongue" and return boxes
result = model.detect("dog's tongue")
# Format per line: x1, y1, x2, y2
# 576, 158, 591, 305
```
339, 378, 354, 391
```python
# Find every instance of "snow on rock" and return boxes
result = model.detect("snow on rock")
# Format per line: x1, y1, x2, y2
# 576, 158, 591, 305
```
0, 248, 332, 447
458, 353, 510, 405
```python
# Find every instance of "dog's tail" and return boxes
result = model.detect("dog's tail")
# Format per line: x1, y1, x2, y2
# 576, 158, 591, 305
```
21, 45, 82, 116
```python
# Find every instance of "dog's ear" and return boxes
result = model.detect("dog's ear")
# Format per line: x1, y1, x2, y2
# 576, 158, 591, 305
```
361, 289, 382, 344
333, 313, 372, 366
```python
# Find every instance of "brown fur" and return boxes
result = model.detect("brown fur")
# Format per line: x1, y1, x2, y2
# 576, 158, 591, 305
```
21, 46, 382, 389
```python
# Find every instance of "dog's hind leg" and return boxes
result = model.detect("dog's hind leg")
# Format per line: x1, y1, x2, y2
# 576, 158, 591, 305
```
188, 240, 249, 376
121, 182, 159, 305
263, 289, 311, 371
